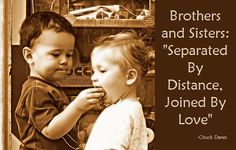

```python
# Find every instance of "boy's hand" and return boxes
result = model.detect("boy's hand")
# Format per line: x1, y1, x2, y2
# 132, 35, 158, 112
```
74, 87, 105, 112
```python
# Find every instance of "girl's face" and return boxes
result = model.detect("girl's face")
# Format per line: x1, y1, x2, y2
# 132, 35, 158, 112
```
30, 30, 75, 83
91, 47, 129, 104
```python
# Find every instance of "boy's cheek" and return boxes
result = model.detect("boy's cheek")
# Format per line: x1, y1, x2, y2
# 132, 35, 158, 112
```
69, 61, 73, 67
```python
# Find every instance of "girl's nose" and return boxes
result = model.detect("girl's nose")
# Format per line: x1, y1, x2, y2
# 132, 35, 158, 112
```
91, 72, 98, 82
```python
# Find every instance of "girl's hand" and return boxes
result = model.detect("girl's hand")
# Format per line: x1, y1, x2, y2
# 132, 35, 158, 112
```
74, 87, 105, 112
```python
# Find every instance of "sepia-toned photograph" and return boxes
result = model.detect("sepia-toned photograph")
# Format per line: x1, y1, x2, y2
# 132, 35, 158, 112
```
2, 0, 155, 149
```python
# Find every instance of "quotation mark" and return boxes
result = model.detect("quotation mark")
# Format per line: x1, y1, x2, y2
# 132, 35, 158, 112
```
163, 44, 168, 49
208, 113, 213, 119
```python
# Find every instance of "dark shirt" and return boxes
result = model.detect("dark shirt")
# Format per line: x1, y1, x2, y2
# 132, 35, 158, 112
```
15, 76, 78, 150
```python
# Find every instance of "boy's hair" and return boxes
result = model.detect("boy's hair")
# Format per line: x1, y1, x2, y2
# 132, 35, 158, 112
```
93, 31, 149, 81
20, 11, 75, 49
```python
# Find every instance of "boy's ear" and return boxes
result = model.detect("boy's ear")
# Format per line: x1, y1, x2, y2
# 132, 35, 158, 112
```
22, 47, 33, 64
126, 69, 138, 85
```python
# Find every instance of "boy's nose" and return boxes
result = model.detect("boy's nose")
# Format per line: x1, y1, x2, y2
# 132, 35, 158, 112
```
60, 56, 68, 65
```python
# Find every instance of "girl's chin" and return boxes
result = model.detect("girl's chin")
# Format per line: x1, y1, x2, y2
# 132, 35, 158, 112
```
103, 98, 111, 105
104, 96, 117, 105
104, 98, 118, 105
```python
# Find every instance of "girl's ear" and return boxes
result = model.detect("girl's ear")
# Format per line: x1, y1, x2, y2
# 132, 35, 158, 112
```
126, 69, 138, 85
22, 47, 33, 64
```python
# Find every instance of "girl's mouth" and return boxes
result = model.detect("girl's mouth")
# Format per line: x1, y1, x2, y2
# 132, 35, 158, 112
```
94, 86, 106, 99
93, 85, 107, 106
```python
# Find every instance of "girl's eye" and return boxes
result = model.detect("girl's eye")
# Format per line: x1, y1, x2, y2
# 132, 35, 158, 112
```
92, 67, 106, 73
99, 69, 106, 73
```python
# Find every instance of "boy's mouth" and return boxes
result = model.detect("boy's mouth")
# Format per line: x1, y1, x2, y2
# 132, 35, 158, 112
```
57, 67, 67, 70
56, 68, 70, 73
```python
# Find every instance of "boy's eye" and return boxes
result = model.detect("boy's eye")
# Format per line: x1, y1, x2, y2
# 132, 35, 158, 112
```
66, 53, 73, 58
51, 53, 60, 57
66, 50, 74, 58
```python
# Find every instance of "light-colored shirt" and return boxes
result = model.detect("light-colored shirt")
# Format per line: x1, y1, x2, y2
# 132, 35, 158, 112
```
85, 99, 148, 150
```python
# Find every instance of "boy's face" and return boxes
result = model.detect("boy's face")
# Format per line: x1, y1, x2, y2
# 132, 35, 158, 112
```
91, 47, 129, 104
29, 30, 75, 83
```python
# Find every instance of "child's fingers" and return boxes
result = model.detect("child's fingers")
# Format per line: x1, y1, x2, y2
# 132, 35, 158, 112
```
88, 92, 105, 99
87, 98, 99, 104
80, 88, 106, 105
86, 87, 103, 93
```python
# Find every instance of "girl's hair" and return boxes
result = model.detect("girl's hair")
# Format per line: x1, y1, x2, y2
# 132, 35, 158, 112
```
20, 11, 75, 49
93, 31, 149, 83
